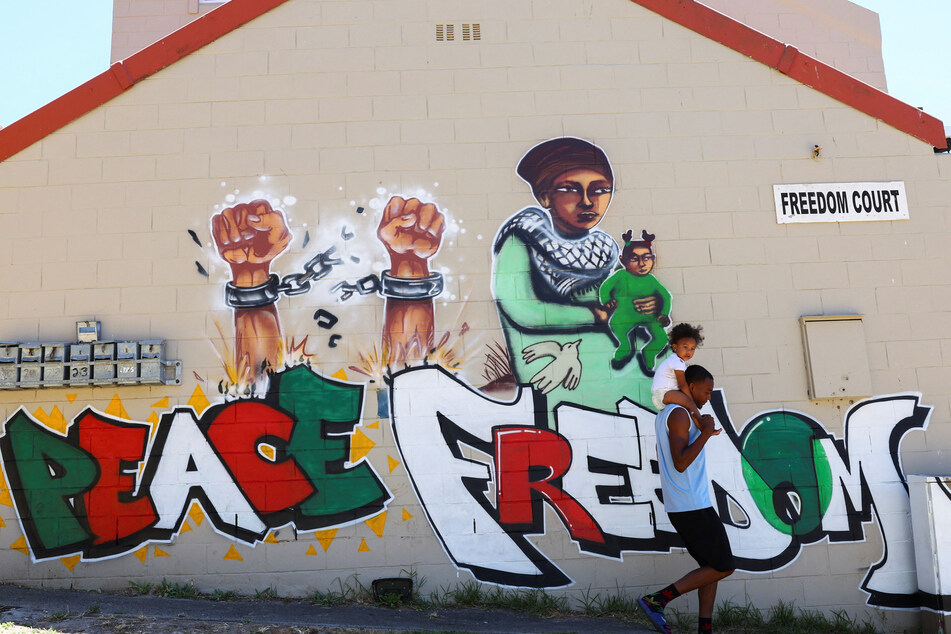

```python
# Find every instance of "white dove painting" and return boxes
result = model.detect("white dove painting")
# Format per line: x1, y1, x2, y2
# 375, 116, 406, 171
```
521, 340, 582, 394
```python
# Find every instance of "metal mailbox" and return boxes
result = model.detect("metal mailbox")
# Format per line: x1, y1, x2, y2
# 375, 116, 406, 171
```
69, 342, 92, 385
93, 341, 116, 383
42, 343, 67, 386
0, 343, 18, 388
19, 344, 42, 386
139, 340, 164, 382
0, 322, 181, 389
116, 341, 138, 384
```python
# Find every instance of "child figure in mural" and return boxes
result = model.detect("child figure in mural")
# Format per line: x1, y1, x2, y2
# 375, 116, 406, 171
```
598, 230, 671, 370
651, 323, 704, 423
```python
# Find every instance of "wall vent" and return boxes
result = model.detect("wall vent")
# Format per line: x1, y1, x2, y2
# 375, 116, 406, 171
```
436, 23, 480, 42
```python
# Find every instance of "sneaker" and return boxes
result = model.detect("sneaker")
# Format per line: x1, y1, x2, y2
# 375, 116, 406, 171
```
637, 596, 672, 634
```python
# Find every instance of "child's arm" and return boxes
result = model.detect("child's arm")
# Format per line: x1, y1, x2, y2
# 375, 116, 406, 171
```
664, 370, 701, 421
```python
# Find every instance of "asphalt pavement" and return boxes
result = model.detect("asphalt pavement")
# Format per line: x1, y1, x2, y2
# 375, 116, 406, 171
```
0, 584, 651, 633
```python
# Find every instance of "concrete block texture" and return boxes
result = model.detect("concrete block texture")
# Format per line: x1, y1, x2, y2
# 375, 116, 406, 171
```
0, 1, 938, 628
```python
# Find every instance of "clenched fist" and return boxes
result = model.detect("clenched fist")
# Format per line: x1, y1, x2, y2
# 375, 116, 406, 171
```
377, 196, 445, 279
212, 200, 291, 287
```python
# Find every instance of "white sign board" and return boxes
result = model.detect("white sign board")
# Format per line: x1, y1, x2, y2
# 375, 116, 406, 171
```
774, 181, 908, 224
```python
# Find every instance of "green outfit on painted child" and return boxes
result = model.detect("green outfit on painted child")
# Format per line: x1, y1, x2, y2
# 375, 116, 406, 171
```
598, 230, 671, 371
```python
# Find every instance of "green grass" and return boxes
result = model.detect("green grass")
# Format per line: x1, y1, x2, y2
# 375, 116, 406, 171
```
118, 575, 881, 633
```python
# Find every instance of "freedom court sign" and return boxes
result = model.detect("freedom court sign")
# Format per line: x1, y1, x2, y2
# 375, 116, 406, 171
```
774, 181, 908, 224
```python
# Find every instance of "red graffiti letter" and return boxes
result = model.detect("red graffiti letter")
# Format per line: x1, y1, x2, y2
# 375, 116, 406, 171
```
494, 427, 604, 544
76, 411, 158, 544
206, 401, 315, 513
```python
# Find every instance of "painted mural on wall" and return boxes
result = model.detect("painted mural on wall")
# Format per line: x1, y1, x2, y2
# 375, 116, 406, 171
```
0, 366, 389, 561
0, 137, 942, 611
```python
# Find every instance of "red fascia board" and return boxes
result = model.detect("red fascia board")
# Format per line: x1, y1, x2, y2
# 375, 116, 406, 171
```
0, 0, 290, 163
0, 0, 945, 162
631, 0, 946, 148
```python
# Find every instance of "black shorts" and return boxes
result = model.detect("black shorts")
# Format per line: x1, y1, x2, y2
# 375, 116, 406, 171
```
668, 506, 735, 573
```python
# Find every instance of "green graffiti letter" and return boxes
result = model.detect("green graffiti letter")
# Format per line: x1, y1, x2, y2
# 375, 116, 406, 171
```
740, 412, 833, 537
1, 411, 98, 553
274, 366, 389, 525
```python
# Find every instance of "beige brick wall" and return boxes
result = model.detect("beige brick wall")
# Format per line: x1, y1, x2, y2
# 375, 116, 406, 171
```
0, 0, 947, 627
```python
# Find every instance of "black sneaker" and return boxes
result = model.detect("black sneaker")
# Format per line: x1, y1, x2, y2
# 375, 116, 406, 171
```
637, 596, 672, 634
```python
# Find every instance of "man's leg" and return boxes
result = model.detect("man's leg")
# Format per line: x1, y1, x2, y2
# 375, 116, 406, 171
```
697, 579, 718, 619
672, 565, 731, 598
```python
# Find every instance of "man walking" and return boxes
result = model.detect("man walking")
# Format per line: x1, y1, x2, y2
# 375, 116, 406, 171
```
638, 365, 734, 634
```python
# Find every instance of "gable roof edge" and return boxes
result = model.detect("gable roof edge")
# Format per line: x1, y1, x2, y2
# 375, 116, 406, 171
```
0, 0, 945, 163
0, 0, 291, 163
630, 0, 946, 148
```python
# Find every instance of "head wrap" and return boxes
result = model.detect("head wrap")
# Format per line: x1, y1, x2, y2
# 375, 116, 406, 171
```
517, 138, 613, 203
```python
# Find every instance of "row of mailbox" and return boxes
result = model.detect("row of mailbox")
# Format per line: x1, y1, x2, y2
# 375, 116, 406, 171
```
0, 341, 181, 388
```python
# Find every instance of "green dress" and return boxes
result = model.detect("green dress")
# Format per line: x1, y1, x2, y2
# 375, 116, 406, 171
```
492, 209, 658, 426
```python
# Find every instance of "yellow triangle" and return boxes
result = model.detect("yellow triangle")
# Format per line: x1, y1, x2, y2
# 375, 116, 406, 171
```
147, 411, 160, 424
45, 406, 69, 434
264, 532, 278, 544
66, 394, 77, 404
61, 555, 81, 571
357, 538, 370, 552
367, 420, 379, 429
105, 394, 130, 420
0, 516, 5, 527
349, 428, 375, 463
180, 522, 193, 534
32, 407, 49, 426
364, 511, 387, 538
152, 397, 169, 408
224, 545, 243, 561
402, 509, 413, 521
154, 547, 170, 558
134, 546, 148, 563
387, 455, 400, 473
10, 536, 28, 555
188, 385, 210, 415
188, 503, 205, 526
331, 368, 348, 381
314, 528, 337, 552
306, 544, 318, 556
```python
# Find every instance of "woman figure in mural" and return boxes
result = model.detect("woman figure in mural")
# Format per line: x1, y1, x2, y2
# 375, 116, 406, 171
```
491, 137, 666, 411
212, 197, 445, 379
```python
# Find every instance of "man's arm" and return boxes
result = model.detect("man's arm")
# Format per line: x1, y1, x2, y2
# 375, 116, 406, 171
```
377, 196, 445, 363
212, 200, 291, 379
668, 407, 720, 473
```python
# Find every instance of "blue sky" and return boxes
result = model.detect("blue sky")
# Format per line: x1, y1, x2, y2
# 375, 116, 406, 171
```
0, 1, 948, 134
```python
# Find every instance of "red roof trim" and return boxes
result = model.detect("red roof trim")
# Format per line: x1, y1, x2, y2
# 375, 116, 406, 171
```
630, 0, 946, 148
0, 0, 291, 163
0, 0, 945, 162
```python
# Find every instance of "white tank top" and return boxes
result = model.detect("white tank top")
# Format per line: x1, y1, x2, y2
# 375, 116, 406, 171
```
654, 404, 711, 513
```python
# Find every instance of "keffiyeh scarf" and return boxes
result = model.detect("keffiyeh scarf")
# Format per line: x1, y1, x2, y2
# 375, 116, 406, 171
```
494, 208, 618, 301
